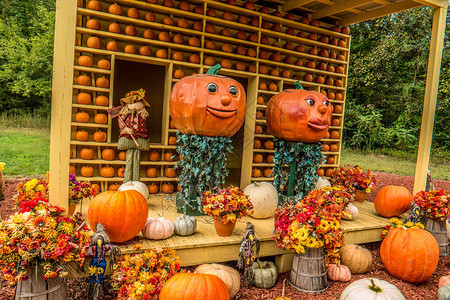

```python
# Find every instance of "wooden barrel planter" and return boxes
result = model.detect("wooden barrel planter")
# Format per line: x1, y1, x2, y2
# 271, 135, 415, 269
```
289, 246, 328, 294
15, 266, 66, 300
424, 217, 448, 256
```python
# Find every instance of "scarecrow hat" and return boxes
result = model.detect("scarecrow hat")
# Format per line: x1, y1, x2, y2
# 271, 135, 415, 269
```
120, 88, 150, 107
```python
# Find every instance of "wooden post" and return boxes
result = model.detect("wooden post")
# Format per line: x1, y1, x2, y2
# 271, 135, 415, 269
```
48, 0, 78, 210
413, 6, 448, 194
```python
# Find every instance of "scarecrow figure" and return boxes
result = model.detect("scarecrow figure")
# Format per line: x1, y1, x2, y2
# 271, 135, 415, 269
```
85, 223, 120, 300
109, 89, 150, 182
237, 222, 260, 287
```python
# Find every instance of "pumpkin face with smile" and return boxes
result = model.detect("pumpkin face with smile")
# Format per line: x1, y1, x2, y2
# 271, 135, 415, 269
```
266, 83, 332, 143
170, 64, 246, 137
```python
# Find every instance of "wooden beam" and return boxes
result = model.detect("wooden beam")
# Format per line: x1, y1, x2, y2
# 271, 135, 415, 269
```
312, 0, 374, 19
282, 0, 315, 12
337, 1, 422, 25
414, 6, 448, 194
49, 0, 77, 210
373, 0, 394, 4
412, 0, 448, 8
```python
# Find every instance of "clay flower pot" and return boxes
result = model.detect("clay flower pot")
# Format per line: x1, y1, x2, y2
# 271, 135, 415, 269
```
354, 190, 367, 203
213, 217, 236, 237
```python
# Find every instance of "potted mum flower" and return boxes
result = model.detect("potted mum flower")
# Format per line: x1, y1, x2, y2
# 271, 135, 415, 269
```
202, 186, 253, 236
273, 187, 346, 293
330, 165, 377, 203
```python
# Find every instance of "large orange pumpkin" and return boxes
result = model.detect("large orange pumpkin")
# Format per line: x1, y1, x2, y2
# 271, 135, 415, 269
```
88, 190, 148, 243
374, 185, 412, 217
170, 64, 246, 137
266, 82, 332, 143
380, 227, 438, 283
159, 273, 229, 300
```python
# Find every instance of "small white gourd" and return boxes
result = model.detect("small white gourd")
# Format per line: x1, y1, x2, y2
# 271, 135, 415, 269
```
173, 215, 197, 236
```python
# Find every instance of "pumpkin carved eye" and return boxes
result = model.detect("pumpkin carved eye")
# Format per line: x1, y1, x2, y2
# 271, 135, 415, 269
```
323, 100, 329, 106
207, 83, 218, 93
306, 99, 315, 106
229, 86, 238, 96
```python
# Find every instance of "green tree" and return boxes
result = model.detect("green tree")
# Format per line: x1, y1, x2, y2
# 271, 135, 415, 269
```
0, 0, 55, 115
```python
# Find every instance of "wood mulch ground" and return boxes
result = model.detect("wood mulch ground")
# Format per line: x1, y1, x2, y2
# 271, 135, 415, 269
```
0, 173, 449, 299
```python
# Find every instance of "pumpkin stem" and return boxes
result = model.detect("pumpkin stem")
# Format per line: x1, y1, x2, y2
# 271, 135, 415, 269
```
368, 278, 383, 293
294, 81, 304, 90
257, 258, 264, 269
206, 63, 222, 75
253, 182, 260, 187
281, 279, 286, 298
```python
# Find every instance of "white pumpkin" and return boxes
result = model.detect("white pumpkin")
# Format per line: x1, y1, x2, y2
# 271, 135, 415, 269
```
243, 182, 278, 219
118, 181, 149, 199
142, 217, 174, 240
340, 278, 405, 300
173, 215, 197, 236
342, 203, 359, 220
194, 264, 240, 299
316, 177, 331, 189
446, 220, 450, 241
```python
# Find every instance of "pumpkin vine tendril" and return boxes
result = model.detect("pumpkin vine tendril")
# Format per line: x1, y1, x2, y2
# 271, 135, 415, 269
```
272, 139, 324, 205
175, 132, 233, 214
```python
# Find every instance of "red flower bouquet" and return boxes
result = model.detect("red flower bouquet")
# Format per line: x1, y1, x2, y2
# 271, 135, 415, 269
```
330, 165, 377, 193
414, 190, 449, 222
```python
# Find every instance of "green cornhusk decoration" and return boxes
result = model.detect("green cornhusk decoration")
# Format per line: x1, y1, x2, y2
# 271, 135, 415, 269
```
272, 139, 324, 205
175, 132, 233, 215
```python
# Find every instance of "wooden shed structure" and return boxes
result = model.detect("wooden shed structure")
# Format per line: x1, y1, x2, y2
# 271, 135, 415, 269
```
48, 0, 448, 271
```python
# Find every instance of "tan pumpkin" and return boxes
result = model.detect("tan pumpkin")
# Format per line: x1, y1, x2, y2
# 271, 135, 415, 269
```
340, 244, 372, 274
194, 264, 240, 299
327, 263, 351, 282
75, 130, 89, 141
439, 275, 450, 288
142, 217, 174, 240
80, 148, 95, 160
100, 166, 115, 178
342, 202, 359, 220
243, 182, 278, 219
80, 166, 94, 177
93, 131, 107, 142
101, 149, 115, 161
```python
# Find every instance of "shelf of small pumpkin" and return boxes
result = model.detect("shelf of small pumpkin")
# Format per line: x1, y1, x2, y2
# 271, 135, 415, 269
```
94, 0, 205, 21
203, 63, 257, 78
76, 176, 179, 182
72, 103, 110, 110
251, 176, 274, 181
254, 133, 273, 138
70, 140, 177, 150
69, 159, 177, 165
204, 15, 260, 34
71, 122, 109, 128
274, 61, 347, 80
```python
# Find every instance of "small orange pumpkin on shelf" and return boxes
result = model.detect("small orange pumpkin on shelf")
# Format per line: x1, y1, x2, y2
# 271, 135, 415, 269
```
77, 74, 91, 86
317, 168, 325, 176
102, 149, 116, 161
97, 59, 111, 70
139, 46, 152, 56
330, 144, 338, 152
124, 44, 136, 54
252, 168, 261, 178
94, 113, 108, 124
80, 166, 94, 177
75, 130, 89, 141
323, 144, 330, 152
264, 140, 274, 150
149, 151, 160, 161
172, 52, 184, 61
164, 152, 174, 162
118, 167, 125, 178
77, 93, 92, 105
108, 3, 122, 15
80, 148, 95, 160
93, 131, 107, 142
78, 56, 94, 67
146, 167, 158, 178
268, 83, 278, 92
165, 168, 176, 178
162, 183, 174, 194
263, 168, 273, 178
106, 40, 119, 51
253, 154, 263, 163
335, 93, 343, 100
86, 19, 101, 30
177, 18, 189, 28
330, 131, 340, 139
188, 37, 200, 47
100, 166, 115, 178
266, 154, 274, 163
254, 140, 261, 149
124, 25, 137, 36
108, 183, 120, 191
168, 136, 177, 145
108, 22, 121, 33
173, 69, 185, 79
155, 49, 168, 59
143, 29, 155, 39
255, 125, 263, 134
127, 7, 140, 18
75, 112, 90, 123
87, 36, 102, 49
88, 0, 102, 11
189, 54, 200, 64
69, 165, 77, 174
95, 95, 109, 106
144, 11, 156, 21
96, 77, 109, 88
148, 183, 159, 194
118, 151, 126, 161
334, 105, 343, 113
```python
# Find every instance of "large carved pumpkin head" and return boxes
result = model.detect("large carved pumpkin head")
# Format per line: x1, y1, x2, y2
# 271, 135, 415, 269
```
266, 82, 332, 143
170, 64, 246, 137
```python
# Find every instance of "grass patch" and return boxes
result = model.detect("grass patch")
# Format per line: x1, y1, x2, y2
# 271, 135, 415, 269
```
0, 127, 50, 177
340, 148, 449, 180
0, 112, 50, 129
